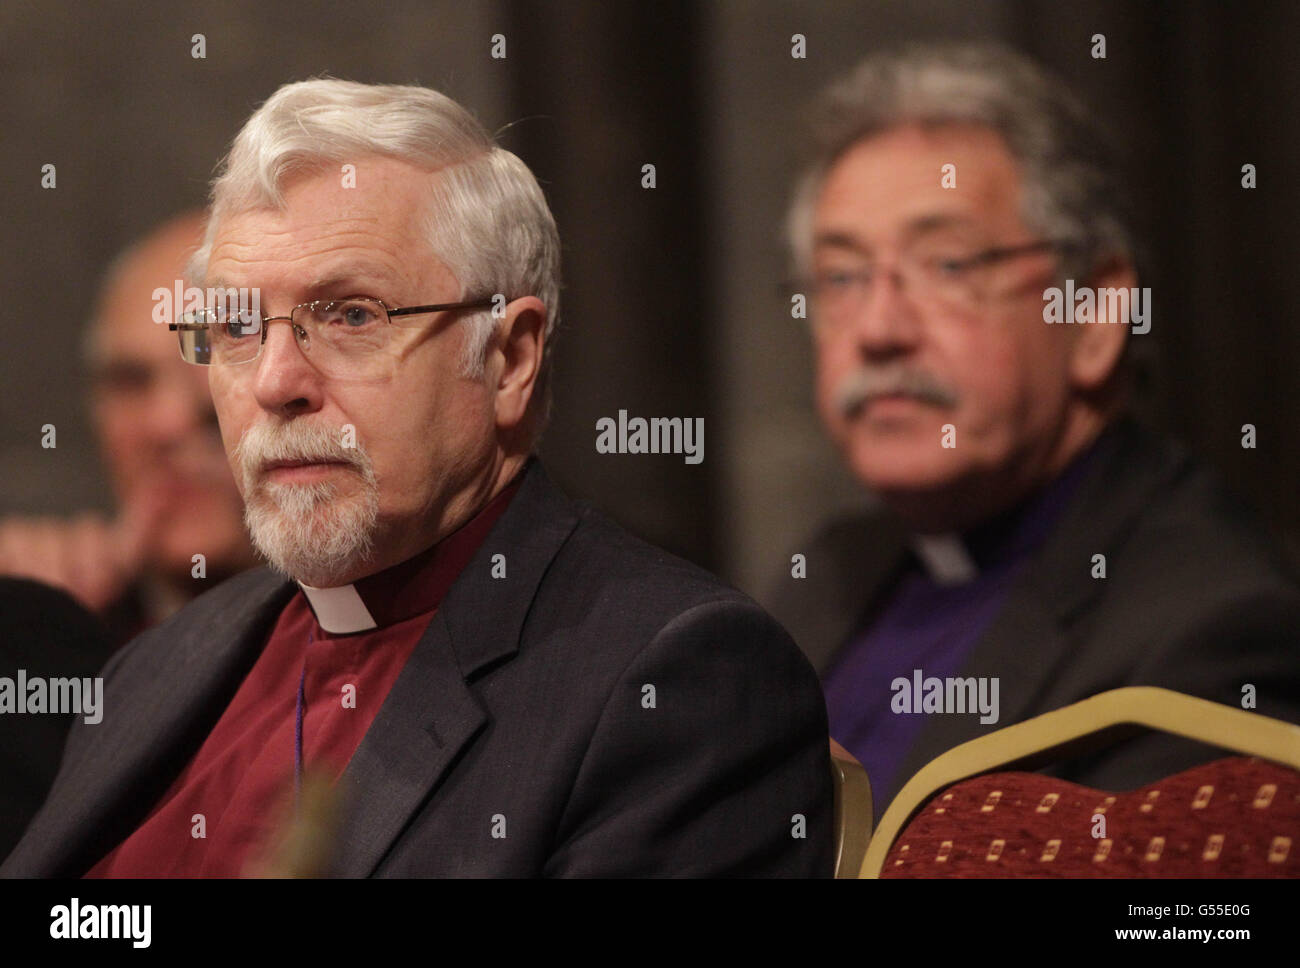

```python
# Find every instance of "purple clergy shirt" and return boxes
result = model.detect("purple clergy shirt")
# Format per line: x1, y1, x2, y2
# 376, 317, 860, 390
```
822, 432, 1108, 820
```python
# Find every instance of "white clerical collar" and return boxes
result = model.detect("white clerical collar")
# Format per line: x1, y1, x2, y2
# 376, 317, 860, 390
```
297, 581, 379, 634
910, 533, 979, 586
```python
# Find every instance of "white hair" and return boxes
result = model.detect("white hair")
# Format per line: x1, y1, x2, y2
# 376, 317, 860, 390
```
787, 43, 1136, 284
190, 78, 562, 440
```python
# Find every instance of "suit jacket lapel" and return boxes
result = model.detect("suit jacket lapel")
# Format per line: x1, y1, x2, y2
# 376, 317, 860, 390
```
326, 608, 485, 875
893, 418, 1184, 787
329, 460, 581, 875
891, 590, 1074, 787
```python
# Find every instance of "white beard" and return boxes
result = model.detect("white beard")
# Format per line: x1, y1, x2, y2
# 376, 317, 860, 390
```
234, 422, 381, 587
244, 477, 379, 587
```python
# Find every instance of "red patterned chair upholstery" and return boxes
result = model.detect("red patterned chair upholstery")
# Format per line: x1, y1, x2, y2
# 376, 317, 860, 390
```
860, 687, 1300, 878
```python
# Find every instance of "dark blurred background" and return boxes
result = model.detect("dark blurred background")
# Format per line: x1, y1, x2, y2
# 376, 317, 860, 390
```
2, 0, 1297, 598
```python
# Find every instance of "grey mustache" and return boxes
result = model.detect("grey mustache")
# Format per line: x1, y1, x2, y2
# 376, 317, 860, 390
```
835, 367, 959, 417
260, 452, 358, 469
233, 423, 372, 486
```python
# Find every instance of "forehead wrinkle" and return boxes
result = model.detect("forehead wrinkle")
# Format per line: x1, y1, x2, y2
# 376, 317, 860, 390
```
307, 263, 402, 290
209, 170, 447, 301
814, 206, 994, 259
902, 213, 982, 234
818, 131, 1025, 235
813, 232, 865, 253
211, 205, 409, 259
208, 238, 411, 303
213, 226, 406, 264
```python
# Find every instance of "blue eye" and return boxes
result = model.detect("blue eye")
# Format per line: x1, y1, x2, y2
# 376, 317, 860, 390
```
313, 300, 382, 329
342, 304, 376, 327
818, 268, 870, 290
219, 311, 259, 338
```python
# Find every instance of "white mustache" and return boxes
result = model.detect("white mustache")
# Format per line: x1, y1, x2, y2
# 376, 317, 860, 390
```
835, 366, 959, 417
233, 422, 374, 488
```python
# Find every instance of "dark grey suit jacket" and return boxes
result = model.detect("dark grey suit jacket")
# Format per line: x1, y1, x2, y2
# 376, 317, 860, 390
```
4, 461, 833, 877
768, 419, 1300, 815
0, 579, 113, 861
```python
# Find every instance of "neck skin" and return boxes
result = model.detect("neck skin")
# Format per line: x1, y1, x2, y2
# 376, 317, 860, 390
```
448, 450, 528, 540
883, 400, 1116, 536
328, 449, 528, 588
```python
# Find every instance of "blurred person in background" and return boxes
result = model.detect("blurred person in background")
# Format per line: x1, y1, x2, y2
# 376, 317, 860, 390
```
769, 43, 1300, 824
0, 212, 257, 645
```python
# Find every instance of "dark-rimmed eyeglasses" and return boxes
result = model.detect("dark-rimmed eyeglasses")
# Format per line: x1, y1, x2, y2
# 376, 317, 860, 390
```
795, 239, 1078, 325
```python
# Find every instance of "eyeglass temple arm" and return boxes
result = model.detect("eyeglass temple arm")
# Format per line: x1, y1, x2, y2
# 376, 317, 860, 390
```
387, 297, 497, 318
971, 239, 1080, 267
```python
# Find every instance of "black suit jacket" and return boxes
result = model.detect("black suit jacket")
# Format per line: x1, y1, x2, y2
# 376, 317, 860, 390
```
4, 461, 833, 877
0, 579, 113, 860
767, 419, 1300, 815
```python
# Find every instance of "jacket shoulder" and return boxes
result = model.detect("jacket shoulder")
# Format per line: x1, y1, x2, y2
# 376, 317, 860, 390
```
759, 507, 906, 672
1093, 425, 1299, 613
102, 567, 291, 681
522, 499, 823, 684
1029, 422, 1300, 716
546, 502, 764, 625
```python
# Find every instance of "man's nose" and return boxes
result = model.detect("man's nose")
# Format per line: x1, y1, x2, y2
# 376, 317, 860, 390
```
850, 266, 924, 359
251, 318, 324, 416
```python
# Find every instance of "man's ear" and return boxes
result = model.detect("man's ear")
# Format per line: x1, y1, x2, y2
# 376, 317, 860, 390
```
1068, 258, 1136, 392
491, 296, 547, 432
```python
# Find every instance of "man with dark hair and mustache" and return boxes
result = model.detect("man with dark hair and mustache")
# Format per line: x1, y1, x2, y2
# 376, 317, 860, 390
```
4, 80, 833, 877
769, 44, 1300, 824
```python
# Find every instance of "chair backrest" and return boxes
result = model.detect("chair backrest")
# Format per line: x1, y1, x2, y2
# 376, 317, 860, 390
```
877, 755, 1298, 876
829, 739, 872, 878
861, 687, 1300, 878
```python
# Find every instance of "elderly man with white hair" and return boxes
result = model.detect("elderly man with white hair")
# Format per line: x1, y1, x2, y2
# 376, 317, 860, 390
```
3, 79, 833, 877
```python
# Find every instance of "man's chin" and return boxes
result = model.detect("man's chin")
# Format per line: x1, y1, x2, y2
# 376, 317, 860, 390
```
270, 558, 368, 589
844, 439, 968, 496
245, 494, 379, 588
